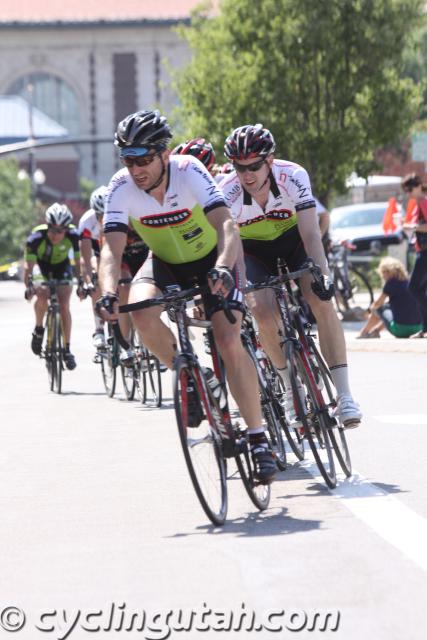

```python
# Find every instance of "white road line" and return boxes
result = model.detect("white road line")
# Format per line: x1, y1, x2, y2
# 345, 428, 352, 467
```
300, 458, 427, 572
373, 414, 427, 425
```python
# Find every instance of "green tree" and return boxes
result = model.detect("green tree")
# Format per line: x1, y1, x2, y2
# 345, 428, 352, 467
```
176, 0, 423, 204
0, 158, 34, 263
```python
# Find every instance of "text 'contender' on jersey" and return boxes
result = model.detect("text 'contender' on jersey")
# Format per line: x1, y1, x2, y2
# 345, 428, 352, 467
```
103, 155, 226, 264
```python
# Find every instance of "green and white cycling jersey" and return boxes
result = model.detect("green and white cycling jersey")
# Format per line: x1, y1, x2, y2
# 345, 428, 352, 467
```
25, 224, 80, 265
221, 159, 316, 241
103, 155, 226, 264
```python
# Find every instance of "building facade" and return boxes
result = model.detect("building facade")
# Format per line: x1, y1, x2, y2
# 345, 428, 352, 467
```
0, 2, 207, 196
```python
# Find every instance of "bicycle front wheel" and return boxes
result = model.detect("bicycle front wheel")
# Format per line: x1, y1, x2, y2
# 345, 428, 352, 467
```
272, 371, 305, 461
101, 325, 117, 398
287, 342, 336, 488
47, 310, 62, 394
307, 338, 352, 477
142, 350, 162, 407
173, 355, 227, 526
234, 438, 271, 511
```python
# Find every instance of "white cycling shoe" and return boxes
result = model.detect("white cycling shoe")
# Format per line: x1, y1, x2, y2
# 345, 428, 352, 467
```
283, 394, 303, 429
92, 331, 105, 349
335, 394, 362, 429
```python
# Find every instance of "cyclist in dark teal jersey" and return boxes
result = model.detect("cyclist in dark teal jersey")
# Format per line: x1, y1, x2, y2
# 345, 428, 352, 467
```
24, 203, 81, 370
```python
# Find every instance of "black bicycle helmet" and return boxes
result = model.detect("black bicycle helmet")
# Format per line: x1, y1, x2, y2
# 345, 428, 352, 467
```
114, 109, 172, 149
224, 124, 276, 160
172, 138, 216, 172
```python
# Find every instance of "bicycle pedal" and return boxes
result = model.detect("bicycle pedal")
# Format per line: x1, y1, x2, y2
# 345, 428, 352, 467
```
93, 353, 102, 364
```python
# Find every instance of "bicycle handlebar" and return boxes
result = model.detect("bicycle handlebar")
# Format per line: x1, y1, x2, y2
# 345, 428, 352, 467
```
243, 258, 323, 294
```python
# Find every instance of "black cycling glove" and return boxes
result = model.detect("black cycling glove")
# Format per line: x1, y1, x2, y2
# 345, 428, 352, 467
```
207, 265, 235, 292
311, 275, 335, 301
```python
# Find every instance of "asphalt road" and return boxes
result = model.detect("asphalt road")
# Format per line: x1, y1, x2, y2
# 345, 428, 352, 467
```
0, 280, 426, 640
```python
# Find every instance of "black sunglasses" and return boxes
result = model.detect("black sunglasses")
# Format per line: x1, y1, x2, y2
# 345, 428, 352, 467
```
48, 225, 67, 234
121, 152, 159, 168
233, 158, 266, 173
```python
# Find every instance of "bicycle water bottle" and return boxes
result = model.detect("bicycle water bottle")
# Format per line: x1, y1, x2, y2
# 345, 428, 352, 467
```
203, 367, 227, 410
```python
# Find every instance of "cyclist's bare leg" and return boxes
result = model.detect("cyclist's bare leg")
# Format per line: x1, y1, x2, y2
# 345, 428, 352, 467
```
211, 309, 263, 429
118, 280, 132, 342
246, 288, 286, 369
33, 286, 49, 327
57, 284, 72, 344
128, 281, 176, 368
300, 274, 347, 366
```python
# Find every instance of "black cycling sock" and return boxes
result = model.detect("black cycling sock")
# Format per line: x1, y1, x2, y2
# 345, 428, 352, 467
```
65, 343, 70, 352
34, 325, 44, 334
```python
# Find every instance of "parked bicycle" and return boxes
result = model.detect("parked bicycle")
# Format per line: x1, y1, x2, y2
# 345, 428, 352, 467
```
118, 285, 271, 526
327, 240, 374, 317
244, 259, 352, 489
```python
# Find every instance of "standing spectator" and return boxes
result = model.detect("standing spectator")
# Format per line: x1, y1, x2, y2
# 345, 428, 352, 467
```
356, 257, 423, 339
401, 173, 427, 337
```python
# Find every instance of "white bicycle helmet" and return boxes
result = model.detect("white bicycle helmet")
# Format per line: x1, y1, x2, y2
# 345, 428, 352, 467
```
45, 202, 73, 227
90, 185, 108, 217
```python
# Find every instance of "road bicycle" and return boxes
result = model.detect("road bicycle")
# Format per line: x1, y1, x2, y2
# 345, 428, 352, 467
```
93, 322, 120, 397
36, 278, 68, 394
244, 259, 352, 489
118, 285, 271, 526
327, 240, 374, 316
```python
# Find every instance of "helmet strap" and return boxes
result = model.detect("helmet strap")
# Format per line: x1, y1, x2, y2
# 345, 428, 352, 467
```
145, 155, 167, 194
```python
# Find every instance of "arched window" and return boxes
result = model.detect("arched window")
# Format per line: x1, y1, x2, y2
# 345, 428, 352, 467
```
7, 73, 80, 135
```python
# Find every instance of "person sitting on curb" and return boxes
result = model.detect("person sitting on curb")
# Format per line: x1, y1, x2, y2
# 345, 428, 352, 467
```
356, 256, 423, 339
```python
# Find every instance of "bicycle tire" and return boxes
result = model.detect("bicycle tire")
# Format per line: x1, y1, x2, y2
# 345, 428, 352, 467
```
44, 309, 55, 391
306, 338, 352, 477
52, 310, 63, 394
272, 371, 305, 461
101, 325, 117, 398
286, 341, 336, 488
120, 331, 136, 401
142, 351, 162, 407
234, 441, 271, 511
349, 265, 374, 310
173, 355, 227, 526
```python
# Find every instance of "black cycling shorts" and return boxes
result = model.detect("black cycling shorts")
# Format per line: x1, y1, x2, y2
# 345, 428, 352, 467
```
243, 226, 307, 282
37, 260, 74, 282
134, 247, 245, 320
121, 245, 149, 278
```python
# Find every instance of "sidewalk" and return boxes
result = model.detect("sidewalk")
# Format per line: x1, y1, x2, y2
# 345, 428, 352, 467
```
343, 321, 427, 354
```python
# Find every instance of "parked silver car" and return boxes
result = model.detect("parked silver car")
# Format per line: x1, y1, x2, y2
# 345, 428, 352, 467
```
329, 202, 403, 254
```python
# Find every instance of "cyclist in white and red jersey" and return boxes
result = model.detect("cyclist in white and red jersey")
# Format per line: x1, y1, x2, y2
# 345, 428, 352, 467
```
78, 185, 107, 348
97, 109, 276, 483
222, 124, 362, 428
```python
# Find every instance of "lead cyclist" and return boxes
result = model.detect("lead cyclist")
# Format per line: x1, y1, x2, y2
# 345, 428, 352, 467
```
96, 109, 276, 484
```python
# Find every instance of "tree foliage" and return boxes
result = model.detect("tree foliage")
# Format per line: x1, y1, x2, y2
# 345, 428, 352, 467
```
176, 0, 424, 203
0, 158, 34, 262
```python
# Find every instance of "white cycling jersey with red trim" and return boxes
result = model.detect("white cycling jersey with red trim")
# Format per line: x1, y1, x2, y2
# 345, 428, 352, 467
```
221, 159, 316, 241
78, 209, 102, 242
103, 156, 226, 264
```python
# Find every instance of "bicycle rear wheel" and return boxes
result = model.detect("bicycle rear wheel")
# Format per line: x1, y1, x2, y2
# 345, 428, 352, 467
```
307, 338, 352, 477
173, 355, 227, 526
101, 325, 117, 397
287, 342, 336, 488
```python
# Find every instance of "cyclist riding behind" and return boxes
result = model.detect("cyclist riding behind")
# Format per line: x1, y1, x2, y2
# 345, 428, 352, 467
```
24, 203, 81, 370
97, 109, 276, 484
78, 185, 108, 348
221, 124, 362, 428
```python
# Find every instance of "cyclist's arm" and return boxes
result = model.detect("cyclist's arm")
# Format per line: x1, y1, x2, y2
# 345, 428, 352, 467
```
80, 238, 94, 283
206, 206, 239, 270
23, 260, 35, 288
297, 207, 331, 277
318, 210, 330, 238
99, 231, 127, 295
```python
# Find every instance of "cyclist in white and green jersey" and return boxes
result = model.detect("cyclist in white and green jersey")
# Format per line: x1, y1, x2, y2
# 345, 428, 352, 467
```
97, 110, 276, 484
221, 124, 362, 429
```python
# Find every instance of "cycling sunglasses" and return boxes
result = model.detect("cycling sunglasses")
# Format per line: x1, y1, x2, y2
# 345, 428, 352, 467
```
48, 225, 67, 234
233, 158, 265, 173
121, 152, 159, 168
